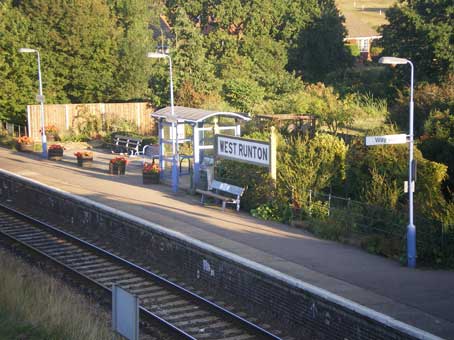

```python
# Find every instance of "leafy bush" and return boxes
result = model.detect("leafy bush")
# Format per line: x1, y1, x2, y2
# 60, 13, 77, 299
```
223, 78, 265, 113
251, 202, 292, 223
346, 43, 360, 57
216, 159, 273, 211
278, 133, 347, 209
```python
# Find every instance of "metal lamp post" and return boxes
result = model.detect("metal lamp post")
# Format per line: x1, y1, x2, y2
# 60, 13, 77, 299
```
19, 47, 47, 158
379, 56, 416, 268
147, 52, 178, 192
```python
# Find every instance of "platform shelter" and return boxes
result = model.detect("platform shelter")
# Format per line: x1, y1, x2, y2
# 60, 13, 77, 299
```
151, 106, 250, 190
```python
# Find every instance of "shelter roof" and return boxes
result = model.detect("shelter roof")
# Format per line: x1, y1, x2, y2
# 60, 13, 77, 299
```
151, 106, 251, 123
256, 114, 315, 121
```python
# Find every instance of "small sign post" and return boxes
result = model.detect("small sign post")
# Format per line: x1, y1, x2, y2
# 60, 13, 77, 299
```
112, 285, 139, 340
365, 134, 407, 146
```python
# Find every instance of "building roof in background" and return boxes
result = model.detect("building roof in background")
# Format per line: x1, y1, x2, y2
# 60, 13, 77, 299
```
151, 106, 251, 123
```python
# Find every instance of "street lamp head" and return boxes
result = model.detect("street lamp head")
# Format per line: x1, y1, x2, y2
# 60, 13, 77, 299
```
378, 56, 409, 65
147, 52, 168, 59
19, 48, 37, 53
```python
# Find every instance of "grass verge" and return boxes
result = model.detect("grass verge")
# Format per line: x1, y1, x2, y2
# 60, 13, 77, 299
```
0, 249, 112, 340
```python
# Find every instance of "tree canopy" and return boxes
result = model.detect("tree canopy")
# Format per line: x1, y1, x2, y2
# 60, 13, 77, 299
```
380, 0, 454, 83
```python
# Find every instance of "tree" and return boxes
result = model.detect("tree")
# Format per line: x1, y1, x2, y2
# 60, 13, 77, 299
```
0, 1, 34, 123
15, 0, 121, 103
289, 0, 353, 82
380, 0, 454, 83
108, 0, 157, 101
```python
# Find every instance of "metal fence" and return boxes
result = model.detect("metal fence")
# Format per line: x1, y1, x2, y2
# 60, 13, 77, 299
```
307, 191, 454, 262
1, 121, 27, 137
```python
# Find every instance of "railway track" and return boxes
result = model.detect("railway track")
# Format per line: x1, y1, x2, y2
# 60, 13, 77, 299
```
0, 203, 285, 340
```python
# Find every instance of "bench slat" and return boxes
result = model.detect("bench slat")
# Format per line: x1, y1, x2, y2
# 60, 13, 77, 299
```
195, 189, 236, 202
196, 180, 245, 212
211, 180, 244, 196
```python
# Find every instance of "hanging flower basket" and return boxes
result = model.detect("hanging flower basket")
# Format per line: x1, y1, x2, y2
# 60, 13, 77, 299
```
109, 157, 128, 175
48, 144, 64, 161
74, 151, 93, 168
143, 162, 160, 184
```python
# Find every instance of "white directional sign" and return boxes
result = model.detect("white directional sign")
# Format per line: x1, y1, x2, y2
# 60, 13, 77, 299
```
215, 135, 270, 167
365, 134, 407, 146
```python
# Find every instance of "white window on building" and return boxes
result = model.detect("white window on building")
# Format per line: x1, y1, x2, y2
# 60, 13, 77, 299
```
358, 39, 369, 53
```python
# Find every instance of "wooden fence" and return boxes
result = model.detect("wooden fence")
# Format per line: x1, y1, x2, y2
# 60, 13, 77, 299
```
27, 102, 156, 141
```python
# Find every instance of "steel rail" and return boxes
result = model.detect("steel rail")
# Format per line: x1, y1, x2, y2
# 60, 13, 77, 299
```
0, 202, 282, 340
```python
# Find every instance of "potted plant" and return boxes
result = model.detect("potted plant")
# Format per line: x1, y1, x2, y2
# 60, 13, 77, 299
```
16, 136, 34, 152
48, 144, 64, 160
109, 156, 128, 175
143, 162, 160, 184
40, 124, 59, 142
74, 151, 93, 167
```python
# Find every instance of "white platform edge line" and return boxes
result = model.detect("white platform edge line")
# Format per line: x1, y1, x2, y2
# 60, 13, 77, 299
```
0, 169, 443, 340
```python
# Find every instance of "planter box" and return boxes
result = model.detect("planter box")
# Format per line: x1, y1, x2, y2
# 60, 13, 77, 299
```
77, 157, 93, 168
143, 172, 160, 184
46, 134, 56, 142
48, 149, 63, 161
18, 143, 34, 152
109, 162, 126, 175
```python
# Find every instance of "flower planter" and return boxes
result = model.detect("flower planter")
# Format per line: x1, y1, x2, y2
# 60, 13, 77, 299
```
109, 162, 126, 175
77, 157, 93, 168
143, 172, 160, 184
46, 134, 56, 142
18, 143, 34, 152
48, 148, 63, 161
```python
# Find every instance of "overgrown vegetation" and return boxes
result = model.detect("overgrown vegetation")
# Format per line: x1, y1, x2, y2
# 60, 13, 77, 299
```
0, 249, 111, 340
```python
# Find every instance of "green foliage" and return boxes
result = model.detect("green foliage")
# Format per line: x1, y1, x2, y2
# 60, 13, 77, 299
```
109, 0, 156, 100
390, 76, 454, 136
277, 133, 347, 208
0, 1, 34, 124
420, 111, 454, 198
223, 78, 265, 113
216, 159, 273, 211
345, 127, 452, 225
291, 0, 353, 82
380, 0, 454, 84
251, 202, 292, 223
346, 43, 360, 57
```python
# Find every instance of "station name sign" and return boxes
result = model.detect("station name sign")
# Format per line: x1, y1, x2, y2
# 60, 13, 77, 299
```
215, 135, 270, 167
365, 134, 408, 146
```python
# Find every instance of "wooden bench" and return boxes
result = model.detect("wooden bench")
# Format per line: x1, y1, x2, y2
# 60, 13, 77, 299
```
196, 180, 245, 212
111, 135, 142, 156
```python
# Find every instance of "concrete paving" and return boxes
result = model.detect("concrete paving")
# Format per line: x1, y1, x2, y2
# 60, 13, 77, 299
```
1, 146, 453, 339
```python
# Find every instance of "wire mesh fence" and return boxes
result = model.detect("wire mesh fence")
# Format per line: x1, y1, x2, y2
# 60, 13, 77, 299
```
305, 191, 454, 265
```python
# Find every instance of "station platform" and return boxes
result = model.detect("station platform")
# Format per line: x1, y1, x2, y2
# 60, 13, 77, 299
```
1, 146, 453, 339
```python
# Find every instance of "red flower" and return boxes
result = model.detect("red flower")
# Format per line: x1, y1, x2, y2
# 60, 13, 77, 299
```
143, 162, 160, 174
48, 144, 64, 150
110, 157, 128, 165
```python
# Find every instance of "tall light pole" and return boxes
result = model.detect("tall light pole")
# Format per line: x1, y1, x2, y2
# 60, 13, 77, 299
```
147, 52, 178, 192
379, 56, 416, 268
19, 47, 47, 158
